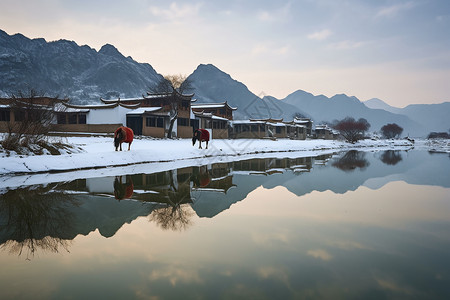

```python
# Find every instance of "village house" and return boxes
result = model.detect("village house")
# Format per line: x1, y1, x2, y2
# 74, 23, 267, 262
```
292, 118, 313, 137
98, 91, 197, 138
283, 120, 307, 140
191, 102, 237, 139
230, 118, 309, 140
314, 124, 339, 140
0, 96, 71, 133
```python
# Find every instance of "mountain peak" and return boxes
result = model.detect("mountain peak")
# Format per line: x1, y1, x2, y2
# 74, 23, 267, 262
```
99, 44, 124, 58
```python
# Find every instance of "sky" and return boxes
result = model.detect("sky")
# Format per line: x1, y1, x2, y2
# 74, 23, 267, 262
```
1, 0, 449, 107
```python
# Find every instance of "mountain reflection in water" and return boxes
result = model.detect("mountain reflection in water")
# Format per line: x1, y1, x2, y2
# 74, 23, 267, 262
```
1, 149, 449, 258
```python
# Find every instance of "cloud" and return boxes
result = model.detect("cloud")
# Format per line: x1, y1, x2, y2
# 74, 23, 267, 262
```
257, 1, 292, 22
307, 29, 332, 41
307, 249, 332, 261
375, 1, 416, 18
149, 2, 203, 21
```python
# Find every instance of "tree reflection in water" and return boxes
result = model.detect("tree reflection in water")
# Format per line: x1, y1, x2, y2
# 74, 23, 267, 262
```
148, 169, 195, 231
380, 150, 403, 165
149, 204, 195, 231
0, 184, 77, 259
332, 150, 369, 172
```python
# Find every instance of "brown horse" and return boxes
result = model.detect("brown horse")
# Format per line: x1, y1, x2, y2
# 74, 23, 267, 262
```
192, 129, 210, 149
114, 126, 134, 151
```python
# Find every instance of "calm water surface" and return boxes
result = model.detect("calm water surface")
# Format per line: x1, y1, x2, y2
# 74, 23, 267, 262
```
0, 150, 449, 299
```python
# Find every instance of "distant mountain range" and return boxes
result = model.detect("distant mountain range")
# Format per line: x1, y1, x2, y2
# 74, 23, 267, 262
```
364, 98, 450, 135
0, 29, 163, 103
1, 29, 449, 137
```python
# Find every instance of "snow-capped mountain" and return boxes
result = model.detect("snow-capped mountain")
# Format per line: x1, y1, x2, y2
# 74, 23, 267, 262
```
0, 29, 163, 103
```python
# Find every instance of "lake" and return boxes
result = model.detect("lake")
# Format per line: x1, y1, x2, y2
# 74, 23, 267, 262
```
0, 149, 449, 299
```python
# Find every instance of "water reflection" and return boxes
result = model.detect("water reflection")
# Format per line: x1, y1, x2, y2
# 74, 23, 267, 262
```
1, 150, 450, 258
113, 175, 134, 200
380, 150, 403, 165
0, 184, 76, 259
332, 150, 369, 171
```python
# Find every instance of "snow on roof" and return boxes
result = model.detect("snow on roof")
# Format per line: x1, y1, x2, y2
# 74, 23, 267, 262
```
100, 97, 145, 103
126, 107, 162, 115
192, 101, 237, 110
64, 107, 90, 113
294, 119, 311, 124
211, 115, 229, 121
192, 104, 225, 109
0, 104, 9, 108
231, 120, 265, 124
269, 122, 286, 127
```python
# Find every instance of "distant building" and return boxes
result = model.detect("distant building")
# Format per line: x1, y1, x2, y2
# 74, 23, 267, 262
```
230, 118, 309, 140
100, 91, 196, 138
314, 124, 339, 140
191, 102, 237, 139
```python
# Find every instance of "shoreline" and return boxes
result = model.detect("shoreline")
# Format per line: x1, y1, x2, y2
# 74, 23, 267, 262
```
0, 136, 418, 178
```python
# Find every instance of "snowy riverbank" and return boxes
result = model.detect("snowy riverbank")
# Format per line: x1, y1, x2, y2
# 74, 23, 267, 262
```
0, 136, 419, 177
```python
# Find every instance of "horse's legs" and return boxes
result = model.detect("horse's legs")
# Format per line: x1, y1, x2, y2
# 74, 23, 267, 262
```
206, 141, 208, 149
128, 142, 131, 151
120, 143, 122, 151
199, 141, 202, 149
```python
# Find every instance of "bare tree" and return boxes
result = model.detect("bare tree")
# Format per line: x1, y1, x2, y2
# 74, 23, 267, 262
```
2, 88, 62, 151
381, 123, 403, 139
150, 74, 193, 139
333, 117, 370, 143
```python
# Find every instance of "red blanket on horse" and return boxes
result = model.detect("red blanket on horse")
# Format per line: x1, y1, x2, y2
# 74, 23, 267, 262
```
115, 126, 134, 143
197, 129, 210, 141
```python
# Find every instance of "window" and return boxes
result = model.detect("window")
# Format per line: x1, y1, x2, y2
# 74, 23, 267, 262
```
157, 117, 164, 128
178, 118, 189, 126
0, 109, 10, 122
251, 125, 259, 132
276, 127, 282, 134
219, 108, 225, 115
78, 114, 86, 124
68, 113, 77, 124
57, 114, 66, 124
146, 117, 156, 127
260, 124, 266, 132
146, 116, 164, 128
14, 111, 24, 122
212, 121, 225, 129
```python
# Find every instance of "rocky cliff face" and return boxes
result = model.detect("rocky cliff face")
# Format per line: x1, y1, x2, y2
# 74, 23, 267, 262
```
0, 30, 163, 103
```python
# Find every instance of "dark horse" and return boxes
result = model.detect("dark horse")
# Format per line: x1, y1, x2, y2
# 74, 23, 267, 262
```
192, 129, 209, 149
114, 126, 134, 151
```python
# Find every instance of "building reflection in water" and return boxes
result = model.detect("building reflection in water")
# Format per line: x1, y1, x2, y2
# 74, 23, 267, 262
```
0, 155, 326, 256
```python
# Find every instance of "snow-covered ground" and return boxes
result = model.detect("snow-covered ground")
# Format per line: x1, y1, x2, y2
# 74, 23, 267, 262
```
0, 135, 419, 177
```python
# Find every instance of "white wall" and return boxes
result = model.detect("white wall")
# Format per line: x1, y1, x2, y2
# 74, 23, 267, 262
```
87, 106, 129, 125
